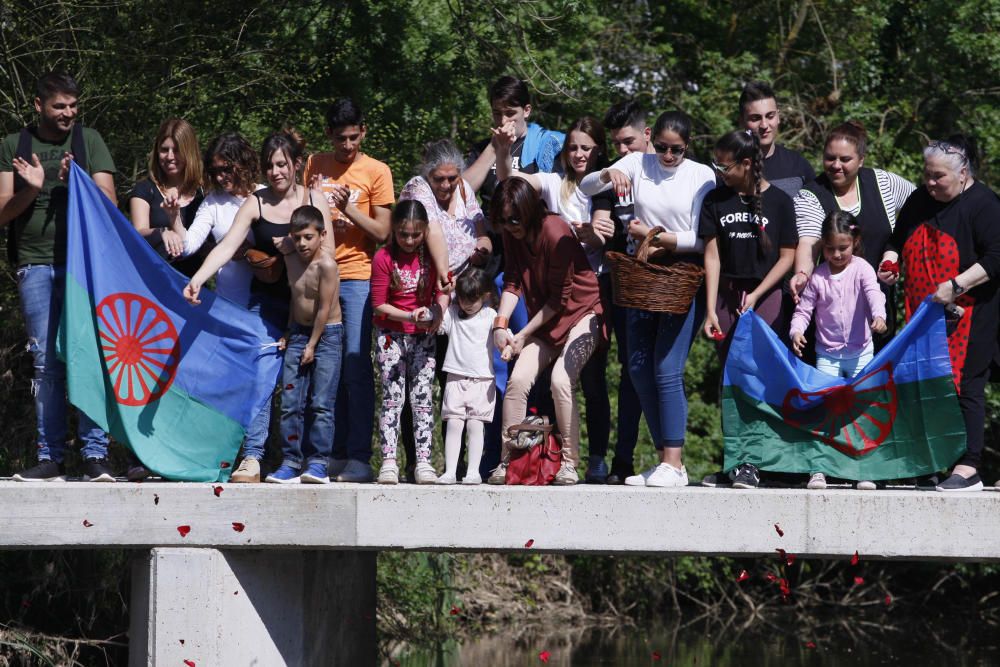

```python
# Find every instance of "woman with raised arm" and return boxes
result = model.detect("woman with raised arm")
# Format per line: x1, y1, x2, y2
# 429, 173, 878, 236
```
130, 118, 205, 277
183, 130, 332, 483
580, 111, 716, 488
880, 135, 1000, 492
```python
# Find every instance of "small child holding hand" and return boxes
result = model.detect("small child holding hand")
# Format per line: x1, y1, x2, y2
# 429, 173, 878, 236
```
266, 205, 343, 484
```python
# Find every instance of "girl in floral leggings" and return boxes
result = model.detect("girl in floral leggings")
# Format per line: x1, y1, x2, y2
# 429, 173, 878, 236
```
371, 200, 449, 484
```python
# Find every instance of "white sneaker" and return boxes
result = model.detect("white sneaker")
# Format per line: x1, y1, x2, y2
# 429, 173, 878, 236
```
414, 461, 438, 484
856, 480, 877, 491
645, 463, 688, 488
377, 460, 399, 485
487, 463, 507, 485
807, 472, 827, 490
552, 462, 579, 486
624, 465, 659, 486
436, 473, 457, 485
461, 473, 482, 485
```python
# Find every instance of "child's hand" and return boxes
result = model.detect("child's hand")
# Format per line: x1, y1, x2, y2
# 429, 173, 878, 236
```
183, 281, 202, 305
791, 332, 806, 357
500, 344, 514, 362
493, 327, 513, 352
437, 273, 454, 294
412, 307, 433, 326
300, 343, 315, 366
703, 313, 724, 341
870, 316, 887, 335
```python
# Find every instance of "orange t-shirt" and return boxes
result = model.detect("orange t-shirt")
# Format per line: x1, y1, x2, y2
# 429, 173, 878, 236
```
303, 152, 395, 280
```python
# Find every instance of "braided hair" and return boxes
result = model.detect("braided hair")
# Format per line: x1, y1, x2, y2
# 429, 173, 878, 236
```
715, 129, 771, 256
388, 199, 431, 300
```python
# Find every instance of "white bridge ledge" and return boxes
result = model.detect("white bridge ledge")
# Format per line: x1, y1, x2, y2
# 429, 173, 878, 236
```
2, 482, 998, 561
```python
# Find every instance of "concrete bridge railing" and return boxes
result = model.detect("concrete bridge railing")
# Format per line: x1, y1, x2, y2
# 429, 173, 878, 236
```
2, 482, 998, 665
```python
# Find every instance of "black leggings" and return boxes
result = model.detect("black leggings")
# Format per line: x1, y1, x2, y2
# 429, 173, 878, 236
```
956, 365, 990, 469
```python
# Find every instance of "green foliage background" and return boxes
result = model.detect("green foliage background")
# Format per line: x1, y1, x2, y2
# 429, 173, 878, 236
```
2, 0, 1000, 663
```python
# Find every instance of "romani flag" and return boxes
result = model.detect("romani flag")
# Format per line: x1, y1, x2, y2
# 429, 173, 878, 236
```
722, 300, 966, 480
58, 163, 281, 481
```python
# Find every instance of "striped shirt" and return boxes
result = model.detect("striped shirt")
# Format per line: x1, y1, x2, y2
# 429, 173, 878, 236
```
793, 169, 915, 238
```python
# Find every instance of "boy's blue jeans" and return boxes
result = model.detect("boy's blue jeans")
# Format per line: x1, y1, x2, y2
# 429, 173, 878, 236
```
18, 264, 108, 462
279, 323, 344, 468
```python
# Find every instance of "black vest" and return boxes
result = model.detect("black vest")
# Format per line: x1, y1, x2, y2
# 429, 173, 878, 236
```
8, 124, 88, 265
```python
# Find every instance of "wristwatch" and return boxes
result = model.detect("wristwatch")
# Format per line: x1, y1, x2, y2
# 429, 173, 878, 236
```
951, 278, 966, 297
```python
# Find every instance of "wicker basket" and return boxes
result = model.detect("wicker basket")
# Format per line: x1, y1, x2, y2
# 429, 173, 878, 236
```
607, 229, 704, 314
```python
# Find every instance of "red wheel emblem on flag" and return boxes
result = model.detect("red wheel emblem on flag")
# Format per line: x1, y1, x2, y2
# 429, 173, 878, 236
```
97, 293, 180, 406
781, 363, 898, 457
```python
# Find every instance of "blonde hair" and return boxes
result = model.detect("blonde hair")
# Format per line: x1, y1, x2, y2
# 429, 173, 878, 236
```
149, 118, 202, 194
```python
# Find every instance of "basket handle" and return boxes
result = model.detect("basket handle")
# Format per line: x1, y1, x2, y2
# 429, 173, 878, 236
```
506, 419, 553, 437
636, 228, 661, 263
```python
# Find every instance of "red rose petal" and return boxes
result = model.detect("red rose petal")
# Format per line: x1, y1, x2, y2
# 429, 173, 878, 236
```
383, 338, 391, 350
806, 641, 816, 649
285, 384, 295, 390
449, 605, 461, 616
775, 548, 786, 560
82, 519, 93, 528
177, 525, 191, 537
184, 661, 195, 667
774, 523, 784, 537
539, 651, 550, 663
529, 407, 538, 415
524, 539, 534, 548
884, 594, 892, 605
854, 576, 865, 585
288, 434, 299, 442
765, 573, 778, 583
213, 485, 224, 497
711, 329, 725, 341
786, 554, 797, 566
652, 651, 662, 661
736, 569, 750, 582
220, 461, 231, 469
779, 578, 791, 596
232, 522, 246, 532
851, 550, 860, 566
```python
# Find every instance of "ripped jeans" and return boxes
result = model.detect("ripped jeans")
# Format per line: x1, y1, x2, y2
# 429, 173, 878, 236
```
18, 264, 108, 462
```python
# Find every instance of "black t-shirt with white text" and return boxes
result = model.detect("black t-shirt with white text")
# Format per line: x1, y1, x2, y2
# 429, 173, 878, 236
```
699, 185, 798, 281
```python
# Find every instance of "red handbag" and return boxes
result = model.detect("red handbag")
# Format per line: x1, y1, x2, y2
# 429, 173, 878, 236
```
505, 418, 563, 486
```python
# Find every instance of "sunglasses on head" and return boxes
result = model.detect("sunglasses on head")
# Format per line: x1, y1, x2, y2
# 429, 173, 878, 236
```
653, 143, 686, 156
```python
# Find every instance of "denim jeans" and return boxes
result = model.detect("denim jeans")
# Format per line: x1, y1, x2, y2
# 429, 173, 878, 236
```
279, 323, 343, 467
332, 279, 375, 463
17, 264, 108, 462
627, 290, 705, 449
241, 290, 290, 460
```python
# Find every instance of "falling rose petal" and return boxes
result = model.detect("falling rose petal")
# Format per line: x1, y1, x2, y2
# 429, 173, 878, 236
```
213, 485, 224, 497
652, 651, 662, 661
82, 519, 93, 528
774, 523, 784, 537
736, 569, 750, 582
854, 576, 865, 586
806, 641, 817, 649
153, 494, 160, 506
786, 554, 797, 566
524, 539, 534, 548
220, 461, 231, 469
177, 525, 191, 537
775, 548, 786, 560
538, 651, 551, 663
529, 407, 538, 415
765, 573, 778, 583
232, 522, 246, 532
449, 606, 461, 616
851, 550, 860, 566
184, 661, 195, 667
285, 384, 295, 390
884, 594, 893, 605
779, 578, 791, 596
288, 434, 299, 442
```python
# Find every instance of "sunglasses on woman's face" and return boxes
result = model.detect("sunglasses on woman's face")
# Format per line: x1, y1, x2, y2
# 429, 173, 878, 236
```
653, 143, 686, 156
711, 161, 737, 174
208, 164, 234, 177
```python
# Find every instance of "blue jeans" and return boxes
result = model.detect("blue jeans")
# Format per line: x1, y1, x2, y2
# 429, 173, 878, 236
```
242, 290, 290, 460
627, 291, 705, 449
332, 279, 375, 463
279, 323, 343, 467
17, 264, 108, 462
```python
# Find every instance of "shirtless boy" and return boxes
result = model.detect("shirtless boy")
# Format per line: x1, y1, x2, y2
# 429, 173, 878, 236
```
267, 205, 343, 484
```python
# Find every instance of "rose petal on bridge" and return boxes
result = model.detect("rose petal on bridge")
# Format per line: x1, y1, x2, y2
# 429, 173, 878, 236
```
538, 651, 550, 663
774, 523, 784, 537
854, 576, 865, 585
82, 519, 93, 528
524, 539, 534, 548
776, 548, 786, 560
183, 661, 195, 667
652, 650, 662, 661
851, 551, 860, 566
786, 554, 797, 566
450, 606, 461, 616
177, 525, 191, 537
736, 569, 750, 582
213, 485, 224, 497
232, 522, 246, 532
220, 461, 231, 469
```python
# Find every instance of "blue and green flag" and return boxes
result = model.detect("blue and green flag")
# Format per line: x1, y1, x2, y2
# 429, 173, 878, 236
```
722, 301, 966, 480
59, 163, 281, 481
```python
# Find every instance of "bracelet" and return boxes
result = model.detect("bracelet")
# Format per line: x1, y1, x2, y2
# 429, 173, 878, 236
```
951, 278, 966, 296
493, 315, 509, 330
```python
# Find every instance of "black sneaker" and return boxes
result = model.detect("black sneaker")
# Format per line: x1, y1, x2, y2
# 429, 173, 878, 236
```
606, 460, 634, 485
935, 473, 984, 492
12, 460, 65, 482
915, 474, 941, 491
701, 470, 734, 488
127, 463, 151, 482
82, 458, 116, 482
732, 464, 760, 489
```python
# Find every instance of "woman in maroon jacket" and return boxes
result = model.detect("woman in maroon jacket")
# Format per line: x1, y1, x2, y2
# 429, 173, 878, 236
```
487, 177, 604, 486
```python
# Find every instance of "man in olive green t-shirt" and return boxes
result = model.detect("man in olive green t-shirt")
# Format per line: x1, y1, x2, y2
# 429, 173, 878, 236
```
0, 72, 118, 482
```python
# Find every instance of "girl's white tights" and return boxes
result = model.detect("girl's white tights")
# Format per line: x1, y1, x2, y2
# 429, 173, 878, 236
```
444, 419, 485, 480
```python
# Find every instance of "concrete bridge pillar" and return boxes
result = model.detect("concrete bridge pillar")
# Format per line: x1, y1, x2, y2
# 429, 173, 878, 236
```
128, 548, 377, 666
